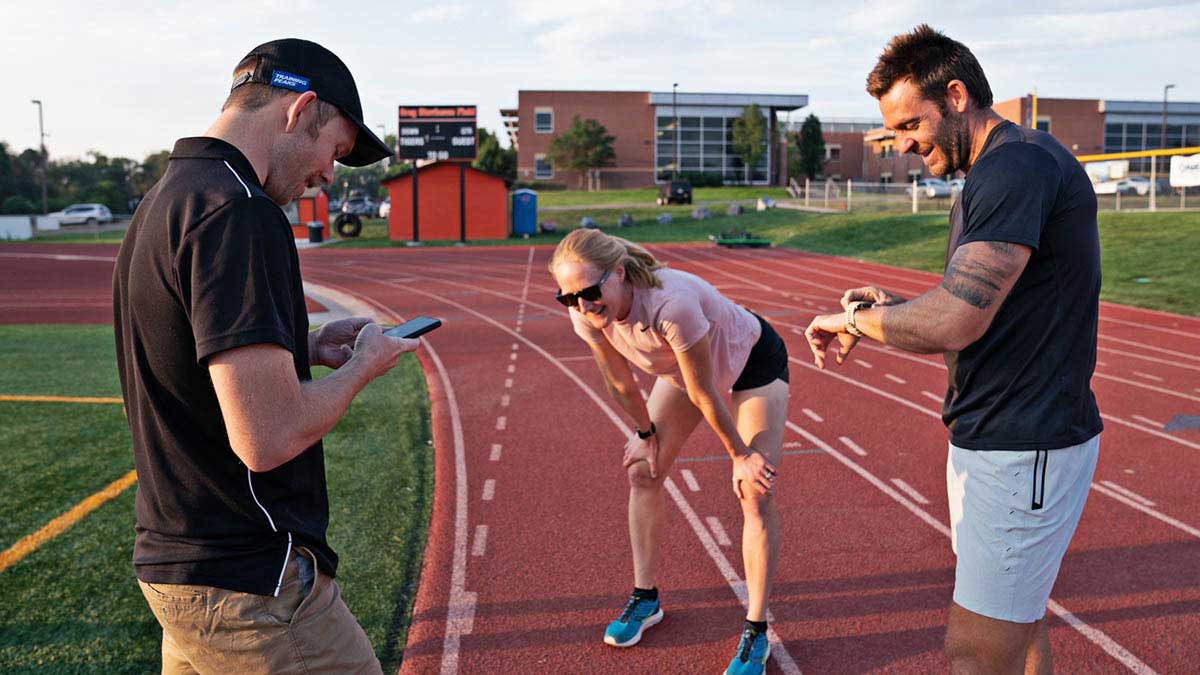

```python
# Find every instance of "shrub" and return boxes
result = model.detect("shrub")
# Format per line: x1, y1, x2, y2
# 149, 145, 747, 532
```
2, 195, 36, 214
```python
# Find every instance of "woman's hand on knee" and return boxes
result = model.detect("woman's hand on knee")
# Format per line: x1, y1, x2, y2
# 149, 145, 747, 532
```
623, 434, 659, 478
731, 449, 776, 498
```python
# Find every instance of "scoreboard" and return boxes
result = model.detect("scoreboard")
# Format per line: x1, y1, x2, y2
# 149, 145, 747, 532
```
397, 105, 477, 161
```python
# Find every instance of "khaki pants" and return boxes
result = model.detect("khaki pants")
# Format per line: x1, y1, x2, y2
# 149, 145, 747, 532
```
138, 547, 382, 674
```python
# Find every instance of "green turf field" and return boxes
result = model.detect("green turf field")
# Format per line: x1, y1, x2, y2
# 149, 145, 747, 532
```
0, 325, 433, 673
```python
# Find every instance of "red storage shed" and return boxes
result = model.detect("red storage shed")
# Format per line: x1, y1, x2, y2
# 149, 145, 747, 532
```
383, 163, 508, 241
286, 187, 329, 240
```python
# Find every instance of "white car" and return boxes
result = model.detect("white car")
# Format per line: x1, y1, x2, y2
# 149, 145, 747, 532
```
378, 199, 390, 219
1117, 176, 1151, 196
905, 178, 953, 198
51, 203, 113, 225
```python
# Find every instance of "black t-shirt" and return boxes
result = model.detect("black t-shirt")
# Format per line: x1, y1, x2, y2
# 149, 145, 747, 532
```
943, 121, 1103, 450
113, 137, 336, 595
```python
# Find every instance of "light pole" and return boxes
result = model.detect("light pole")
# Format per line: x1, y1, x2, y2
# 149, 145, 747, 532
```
377, 124, 389, 168
1161, 84, 1175, 174
672, 83, 679, 179
31, 99, 48, 214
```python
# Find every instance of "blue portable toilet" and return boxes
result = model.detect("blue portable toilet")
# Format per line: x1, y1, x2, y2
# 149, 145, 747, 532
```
512, 189, 537, 236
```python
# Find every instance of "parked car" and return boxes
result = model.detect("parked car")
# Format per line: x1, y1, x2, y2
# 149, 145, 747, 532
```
50, 203, 113, 225
948, 178, 965, 196
905, 178, 953, 199
341, 196, 379, 218
1117, 176, 1151, 196
378, 198, 390, 219
656, 179, 693, 205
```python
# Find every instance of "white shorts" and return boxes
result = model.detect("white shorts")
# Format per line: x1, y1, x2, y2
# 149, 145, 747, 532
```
946, 434, 1099, 623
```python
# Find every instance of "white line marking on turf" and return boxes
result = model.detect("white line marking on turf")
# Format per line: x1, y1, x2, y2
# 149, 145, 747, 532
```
1131, 414, 1162, 428
681, 469, 701, 492
854, 359, 873, 369
511, 343, 519, 351
495, 416, 507, 430
1133, 371, 1164, 382
510, 353, 517, 361
839, 437, 868, 456
787, 421, 1155, 674
783, 441, 806, 448
471, 525, 488, 557
507, 364, 516, 374
885, 373, 907, 385
1099, 480, 1156, 507
500, 394, 510, 408
1092, 484, 1199, 539
890, 478, 930, 504
922, 390, 944, 403
504, 378, 513, 388
490, 444, 502, 461
802, 408, 824, 423
706, 517, 732, 547
482, 479, 495, 501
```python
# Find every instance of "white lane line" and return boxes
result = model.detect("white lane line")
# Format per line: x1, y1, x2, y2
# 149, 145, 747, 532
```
706, 517, 732, 547
471, 525, 488, 557
500, 394, 510, 408
1094, 372, 1200, 402
511, 343, 519, 351
640, 389, 650, 399
783, 441, 806, 448
507, 364, 516, 373
890, 478, 930, 505
854, 359, 873, 369
1131, 414, 1162, 428
495, 416, 507, 431
490, 444, 502, 461
803, 299, 815, 307
1098, 480, 1156, 507
802, 408, 824, 423
482, 479, 496, 501
885, 373, 907, 385
505, 378, 514, 388
510, 352, 518, 361
1133, 371, 1164, 382
515, 326, 522, 333
1092, 484, 1199, 539
1102, 412, 1200, 450
1096, 360, 1107, 367
787, 421, 1155, 674
839, 436, 868, 456
922, 390, 944, 403
681, 469, 701, 492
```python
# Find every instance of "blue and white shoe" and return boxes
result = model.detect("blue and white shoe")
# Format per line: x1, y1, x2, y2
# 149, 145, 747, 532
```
603, 594, 663, 647
725, 627, 770, 674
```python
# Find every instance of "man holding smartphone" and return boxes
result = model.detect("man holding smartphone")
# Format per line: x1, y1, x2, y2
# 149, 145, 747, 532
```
113, 39, 416, 673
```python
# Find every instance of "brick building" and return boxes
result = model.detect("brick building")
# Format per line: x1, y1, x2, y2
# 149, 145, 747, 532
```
501, 91, 808, 189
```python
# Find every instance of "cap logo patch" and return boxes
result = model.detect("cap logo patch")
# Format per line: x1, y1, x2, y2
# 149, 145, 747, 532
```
270, 70, 310, 92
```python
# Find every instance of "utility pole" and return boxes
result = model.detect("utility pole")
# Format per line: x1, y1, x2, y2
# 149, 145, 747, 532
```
377, 124, 390, 169
1161, 84, 1175, 174
672, 83, 679, 179
31, 99, 48, 214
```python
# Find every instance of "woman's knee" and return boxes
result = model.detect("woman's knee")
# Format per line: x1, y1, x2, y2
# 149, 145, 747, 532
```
626, 461, 664, 490
739, 488, 775, 518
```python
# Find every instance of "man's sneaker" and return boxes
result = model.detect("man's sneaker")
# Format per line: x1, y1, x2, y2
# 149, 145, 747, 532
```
725, 627, 770, 674
603, 594, 663, 647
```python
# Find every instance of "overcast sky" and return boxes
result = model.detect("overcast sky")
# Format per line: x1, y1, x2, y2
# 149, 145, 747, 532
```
3, 0, 1197, 162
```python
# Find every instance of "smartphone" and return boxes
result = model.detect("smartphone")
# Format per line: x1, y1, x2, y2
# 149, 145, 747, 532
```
383, 316, 442, 339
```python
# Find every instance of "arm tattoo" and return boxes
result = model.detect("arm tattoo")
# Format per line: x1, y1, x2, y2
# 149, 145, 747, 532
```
940, 242, 1023, 310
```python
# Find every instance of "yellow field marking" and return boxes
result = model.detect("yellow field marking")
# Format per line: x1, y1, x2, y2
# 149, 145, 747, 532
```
0, 470, 137, 574
0, 395, 124, 404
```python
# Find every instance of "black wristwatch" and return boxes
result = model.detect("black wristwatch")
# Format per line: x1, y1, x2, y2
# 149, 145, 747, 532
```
636, 422, 656, 440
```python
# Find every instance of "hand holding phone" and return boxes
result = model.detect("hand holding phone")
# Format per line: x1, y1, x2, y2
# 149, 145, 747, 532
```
383, 316, 442, 339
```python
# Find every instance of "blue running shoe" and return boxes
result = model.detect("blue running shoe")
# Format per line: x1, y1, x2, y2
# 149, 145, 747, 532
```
603, 594, 663, 647
725, 627, 770, 674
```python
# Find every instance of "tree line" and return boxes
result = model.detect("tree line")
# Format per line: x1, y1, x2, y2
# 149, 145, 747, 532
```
0, 142, 171, 215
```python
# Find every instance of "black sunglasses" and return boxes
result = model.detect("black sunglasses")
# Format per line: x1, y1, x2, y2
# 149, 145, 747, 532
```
555, 268, 612, 308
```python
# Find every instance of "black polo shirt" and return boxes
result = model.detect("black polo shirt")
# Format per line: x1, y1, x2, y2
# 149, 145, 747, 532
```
113, 137, 336, 595
943, 121, 1103, 451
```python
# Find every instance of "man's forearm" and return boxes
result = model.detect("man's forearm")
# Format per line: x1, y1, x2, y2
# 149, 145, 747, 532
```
855, 289, 960, 354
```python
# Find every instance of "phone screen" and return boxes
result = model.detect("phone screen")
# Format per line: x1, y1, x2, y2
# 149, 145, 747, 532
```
383, 317, 442, 339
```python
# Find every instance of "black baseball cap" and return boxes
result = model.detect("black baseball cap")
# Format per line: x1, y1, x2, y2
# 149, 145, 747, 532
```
230, 38, 391, 167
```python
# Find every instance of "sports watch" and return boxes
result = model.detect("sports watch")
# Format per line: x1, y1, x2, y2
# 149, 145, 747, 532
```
845, 301, 873, 337
636, 423, 656, 440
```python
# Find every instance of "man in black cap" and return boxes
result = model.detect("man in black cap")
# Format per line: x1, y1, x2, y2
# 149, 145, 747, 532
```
114, 39, 412, 673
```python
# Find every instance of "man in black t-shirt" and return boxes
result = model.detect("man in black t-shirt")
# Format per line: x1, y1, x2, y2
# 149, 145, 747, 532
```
113, 39, 417, 673
805, 26, 1102, 673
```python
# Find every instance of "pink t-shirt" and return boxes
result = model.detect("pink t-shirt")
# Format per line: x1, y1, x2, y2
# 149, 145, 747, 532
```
569, 268, 761, 391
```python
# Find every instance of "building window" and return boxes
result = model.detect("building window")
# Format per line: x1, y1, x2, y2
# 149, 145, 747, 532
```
826, 145, 842, 161
534, 108, 553, 134
880, 173, 892, 184
535, 154, 552, 179
1036, 117, 1051, 133
907, 169, 922, 180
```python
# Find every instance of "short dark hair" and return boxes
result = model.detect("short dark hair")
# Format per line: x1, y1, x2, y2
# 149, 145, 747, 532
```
866, 24, 993, 110
221, 55, 340, 138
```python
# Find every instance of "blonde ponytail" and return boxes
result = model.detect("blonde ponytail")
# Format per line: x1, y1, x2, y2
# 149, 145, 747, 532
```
548, 229, 665, 289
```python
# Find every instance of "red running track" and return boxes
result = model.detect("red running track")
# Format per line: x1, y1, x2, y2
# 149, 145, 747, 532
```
4, 242, 1198, 673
